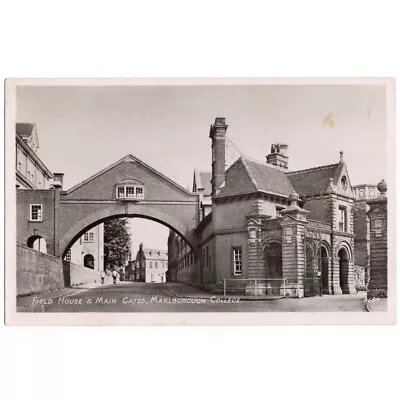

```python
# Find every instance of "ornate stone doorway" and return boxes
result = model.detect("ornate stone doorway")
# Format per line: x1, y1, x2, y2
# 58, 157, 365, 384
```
338, 247, 350, 293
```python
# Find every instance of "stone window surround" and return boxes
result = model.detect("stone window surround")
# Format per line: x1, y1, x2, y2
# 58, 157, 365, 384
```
232, 246, 243, 276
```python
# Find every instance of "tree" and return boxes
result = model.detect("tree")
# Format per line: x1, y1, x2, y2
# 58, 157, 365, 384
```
104, 218, 131, 269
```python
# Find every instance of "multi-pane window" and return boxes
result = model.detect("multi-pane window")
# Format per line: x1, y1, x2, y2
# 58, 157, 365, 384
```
149, 261, 153, 268
65, 249, 71, 262
155, 261, 158, 268
126, 186, 135, 198
339, 206, 347, 232
233, 247, 242, 276
116, 185, 144, 200
83, 232, 94, 242
358, 188, 365, 198
30, 204, 42, 221
369, 188, 374, 198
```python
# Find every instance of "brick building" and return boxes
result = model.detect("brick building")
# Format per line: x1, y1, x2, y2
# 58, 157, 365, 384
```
169, 117, 365, 297
15, 123, 104, 272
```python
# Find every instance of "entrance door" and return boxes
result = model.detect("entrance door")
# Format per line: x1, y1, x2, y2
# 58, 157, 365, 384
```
304, 244, 321, 297
265, 242, 282, 295
321, 247, 329, 294
338, 247, 349, 293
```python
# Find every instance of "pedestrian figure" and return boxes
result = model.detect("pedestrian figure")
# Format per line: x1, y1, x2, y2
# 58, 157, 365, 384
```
100, 271, 105, 285
112, 269, 118, 285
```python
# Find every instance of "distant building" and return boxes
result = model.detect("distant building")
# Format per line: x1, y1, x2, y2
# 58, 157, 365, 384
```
353, 184, 379, 201
135, 244, 168, 283
16, 122, 104, 271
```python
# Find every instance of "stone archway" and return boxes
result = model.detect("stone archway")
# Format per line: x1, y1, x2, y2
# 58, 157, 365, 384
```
264, 241, 283, 279
338, 247, 350, 294
59, 204, 198, 260
321, 246, 330, 294
27, 235, 47, 254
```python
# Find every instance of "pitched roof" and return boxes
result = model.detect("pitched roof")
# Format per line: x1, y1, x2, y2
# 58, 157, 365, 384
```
142, 249, 168, 261
16, 123, 35, 139
193, 170, 212, 195
286, 163, 339, 196
217, 156, 294, 198
199, 172, 212, 195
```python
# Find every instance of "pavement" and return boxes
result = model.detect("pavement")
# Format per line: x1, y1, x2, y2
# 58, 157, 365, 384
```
15, 281, 378, 313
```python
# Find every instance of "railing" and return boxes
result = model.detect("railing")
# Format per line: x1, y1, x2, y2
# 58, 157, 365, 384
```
220, 278, 289, 297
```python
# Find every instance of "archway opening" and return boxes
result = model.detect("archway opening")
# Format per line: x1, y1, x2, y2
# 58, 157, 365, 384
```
84, 254, 95, 269
321, 246, 329, 294
63, 214, 197, 287
338, 247, 350, 293
265, 242, 282, 279
27, 235, 47, 254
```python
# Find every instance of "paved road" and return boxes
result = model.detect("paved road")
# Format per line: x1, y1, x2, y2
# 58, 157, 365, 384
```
17, 282, 369, 313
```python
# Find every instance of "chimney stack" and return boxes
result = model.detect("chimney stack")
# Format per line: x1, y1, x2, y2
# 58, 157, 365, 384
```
209, 117, 228, 197
53, 173, 64, 189
266, 143, 289, 169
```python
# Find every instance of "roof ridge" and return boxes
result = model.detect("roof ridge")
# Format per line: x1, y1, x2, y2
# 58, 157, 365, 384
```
286, 163, 339, 175
240, 157, 259, 191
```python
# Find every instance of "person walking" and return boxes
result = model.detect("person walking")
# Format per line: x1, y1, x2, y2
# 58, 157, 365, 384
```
100, 271, 105, 285
112, 269, 118, 284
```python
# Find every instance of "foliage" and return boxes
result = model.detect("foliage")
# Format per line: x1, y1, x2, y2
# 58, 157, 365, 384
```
104, 218, 131, 268
355, 284, 367, 292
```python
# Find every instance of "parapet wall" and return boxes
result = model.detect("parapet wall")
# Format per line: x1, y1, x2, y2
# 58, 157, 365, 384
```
17, 245, 65, 296
17, 245, 102, 296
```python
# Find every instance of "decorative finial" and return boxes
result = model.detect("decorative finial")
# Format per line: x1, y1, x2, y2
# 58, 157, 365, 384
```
377, 179, 387, 197
289, 189, 299, 205
340, 151, 344, 162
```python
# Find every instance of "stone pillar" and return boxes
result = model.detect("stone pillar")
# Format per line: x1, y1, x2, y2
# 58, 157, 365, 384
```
246, 215, 265, 279
280, 190, 309, 298
367, 180, 388, 298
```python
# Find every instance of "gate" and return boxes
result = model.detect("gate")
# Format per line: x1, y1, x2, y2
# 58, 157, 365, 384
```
304, 230, 322, 297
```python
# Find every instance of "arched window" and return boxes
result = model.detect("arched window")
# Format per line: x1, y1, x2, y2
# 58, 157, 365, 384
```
84, 254, 95, 269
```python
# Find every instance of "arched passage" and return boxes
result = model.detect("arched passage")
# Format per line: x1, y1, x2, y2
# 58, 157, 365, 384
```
264, 241, 282, 279
27, 235, 47, 254
338, 247, 350, 293
59, 204, 198, 260
321, 245, 330, 294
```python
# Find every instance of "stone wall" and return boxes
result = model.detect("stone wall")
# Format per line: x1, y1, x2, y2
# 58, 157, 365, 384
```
17, 244, 102, 296
17, 244, 65, 296
69, 262, 101, 287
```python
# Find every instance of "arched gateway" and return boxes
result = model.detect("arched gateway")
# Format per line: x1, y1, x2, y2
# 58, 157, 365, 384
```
17, 155, 200, 258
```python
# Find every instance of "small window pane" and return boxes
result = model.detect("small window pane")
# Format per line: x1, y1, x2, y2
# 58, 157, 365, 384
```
117, 187, 125, 198
126, 186, 135, 197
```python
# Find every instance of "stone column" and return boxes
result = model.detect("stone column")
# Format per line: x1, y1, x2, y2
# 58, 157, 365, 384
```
280, 191, 309, 298
367, 180, 388, 298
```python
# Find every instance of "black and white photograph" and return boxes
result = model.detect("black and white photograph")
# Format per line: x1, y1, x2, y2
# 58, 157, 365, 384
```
5, 78, 396, 324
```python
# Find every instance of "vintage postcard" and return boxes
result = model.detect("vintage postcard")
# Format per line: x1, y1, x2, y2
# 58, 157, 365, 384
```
4, 78, 396, 325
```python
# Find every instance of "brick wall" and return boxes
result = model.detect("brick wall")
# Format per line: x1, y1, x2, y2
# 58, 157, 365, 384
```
17, 244, 65, 296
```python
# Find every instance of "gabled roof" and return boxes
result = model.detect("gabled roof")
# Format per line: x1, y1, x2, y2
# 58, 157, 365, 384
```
217, 156, 294, 198
142, 249, 168, 261
193, 170, 212, 196
66, 154, 195, 195
286, 163, 339, 197
16, 123, 39, 150
16, 123, 35, 139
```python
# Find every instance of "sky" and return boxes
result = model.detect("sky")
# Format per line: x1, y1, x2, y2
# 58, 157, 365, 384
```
16, 83, 388, 253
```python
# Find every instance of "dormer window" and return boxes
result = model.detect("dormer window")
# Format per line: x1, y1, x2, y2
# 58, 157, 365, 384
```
116, 184, 144, 200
